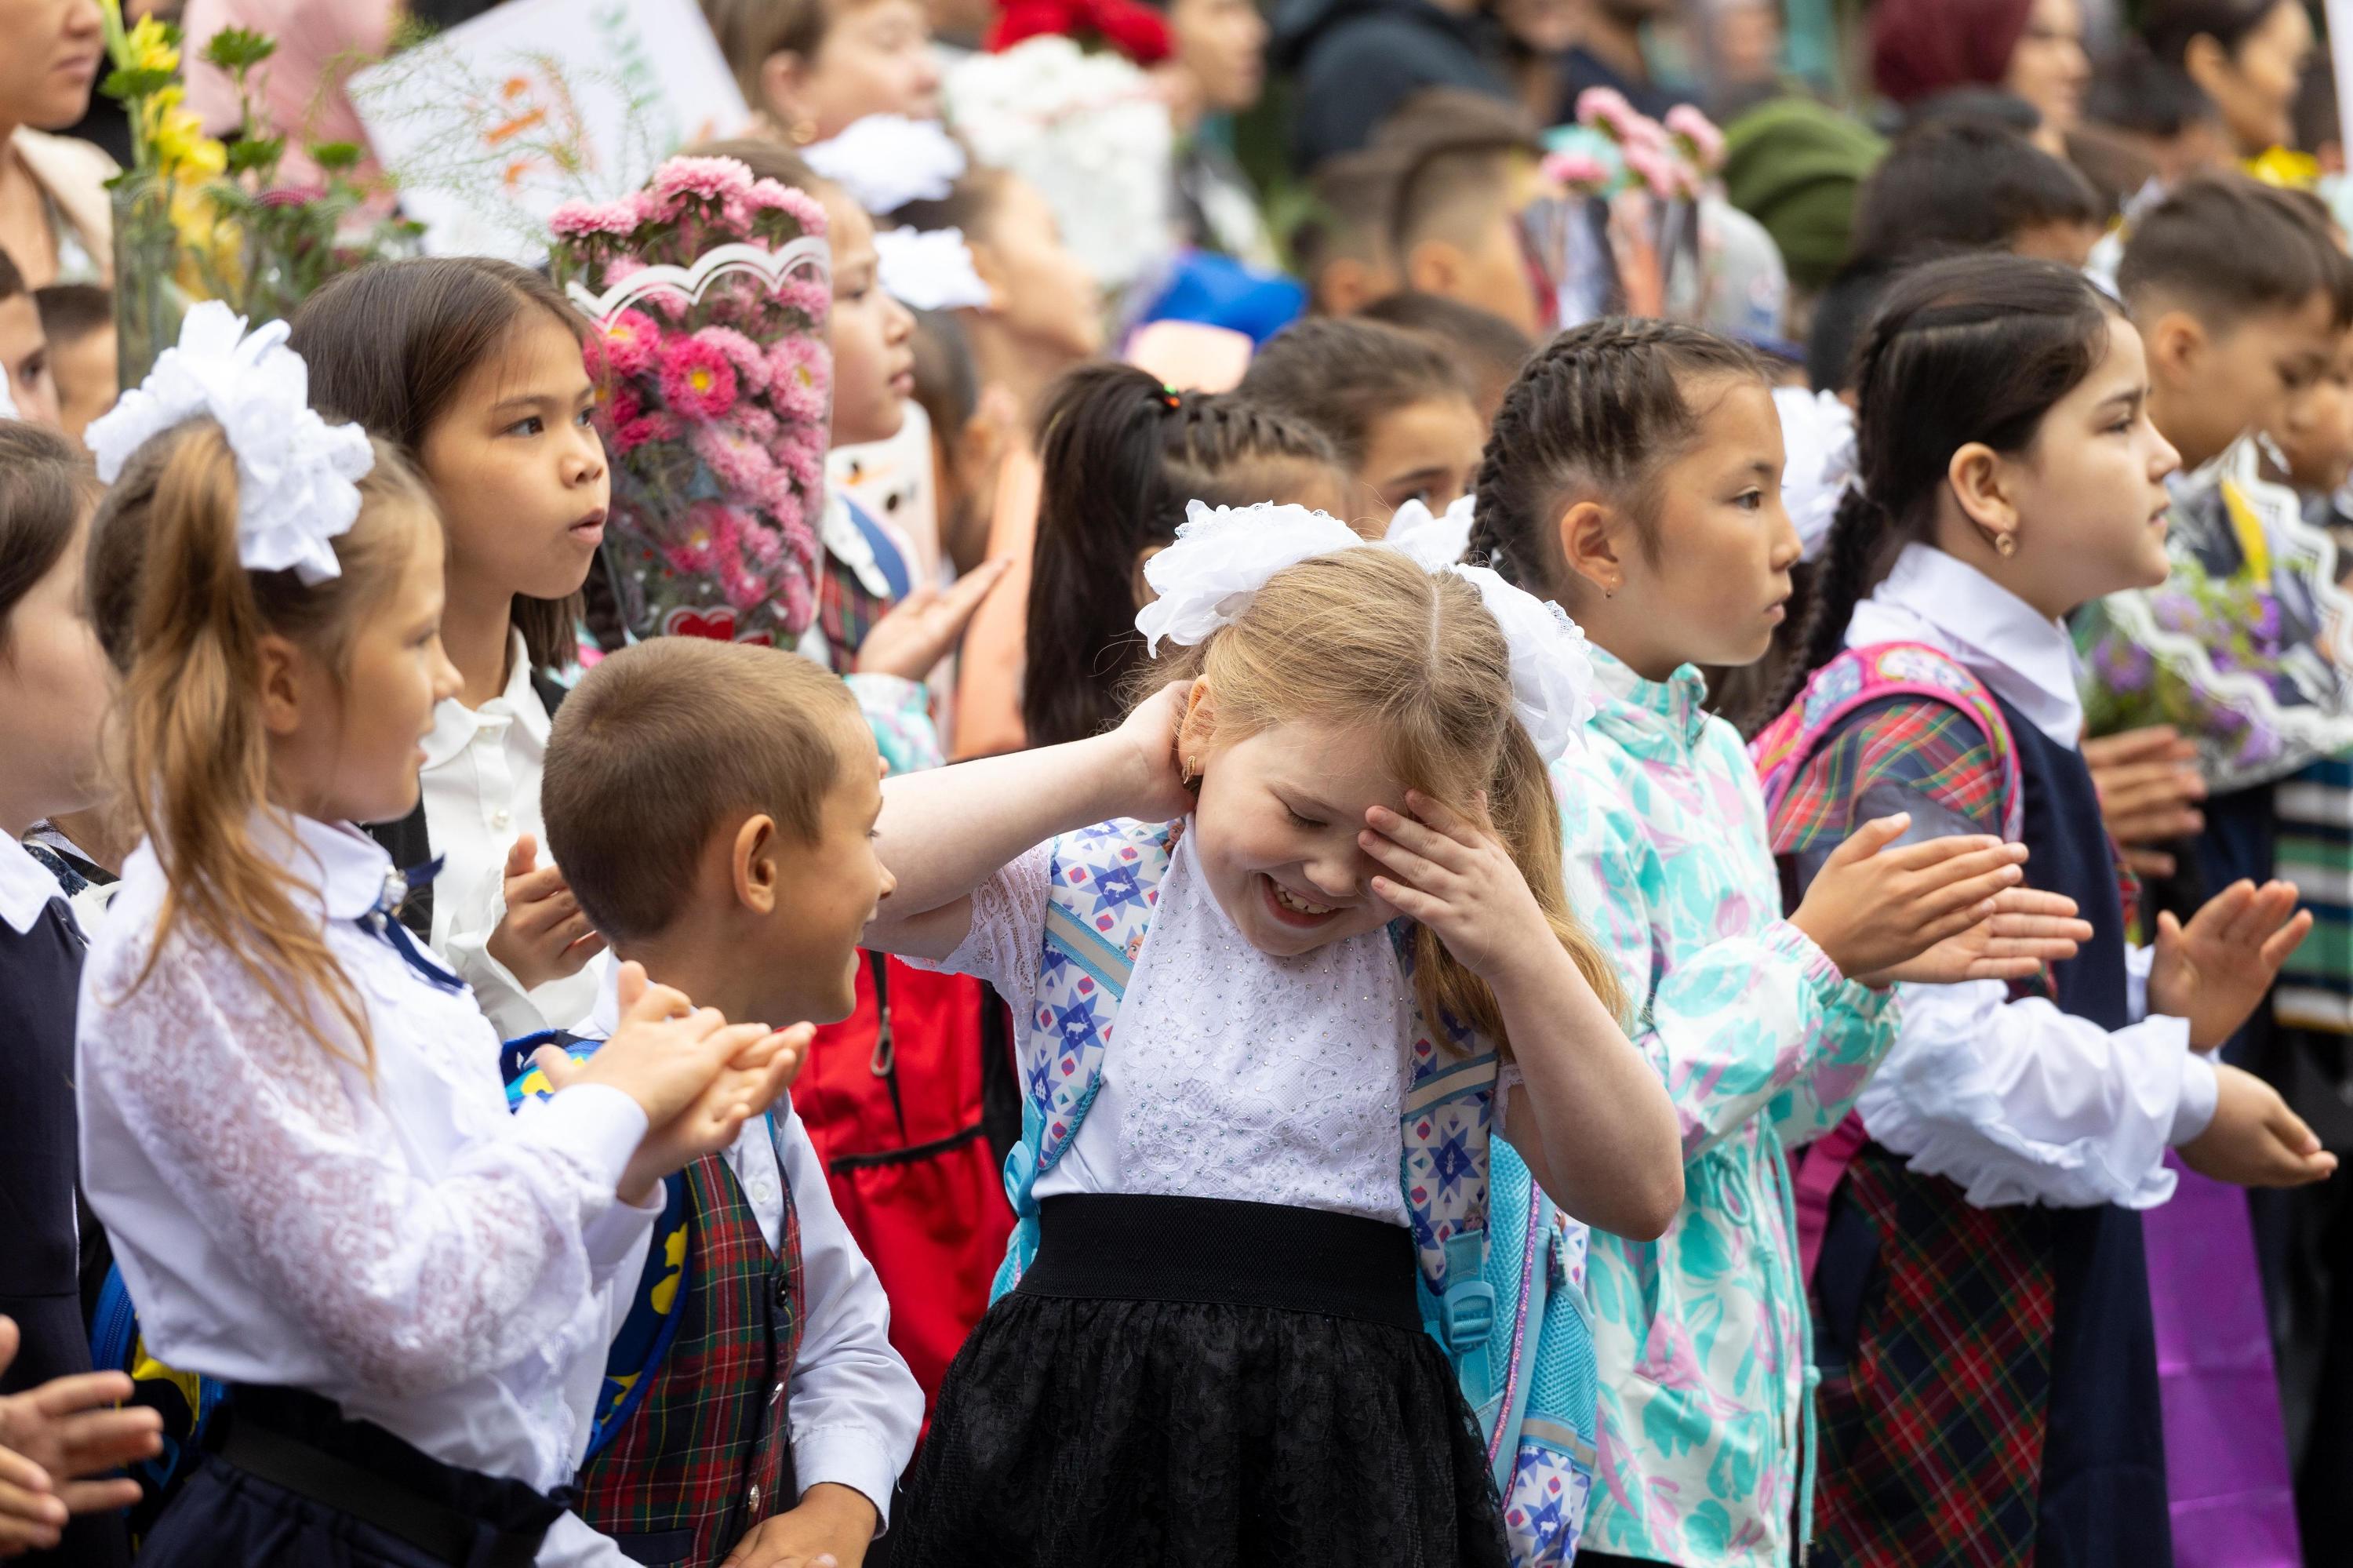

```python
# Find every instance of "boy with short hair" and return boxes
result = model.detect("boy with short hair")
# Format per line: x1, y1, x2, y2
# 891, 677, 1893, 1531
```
31, 284, 114, 445
0, 251, 57, 429
1850, 118, 2106, 271
531, 637, 922, 1568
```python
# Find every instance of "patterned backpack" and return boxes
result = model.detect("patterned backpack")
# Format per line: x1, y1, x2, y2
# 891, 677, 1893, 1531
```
1749, 642, 2026, 1277
995, 818, 1601, 1566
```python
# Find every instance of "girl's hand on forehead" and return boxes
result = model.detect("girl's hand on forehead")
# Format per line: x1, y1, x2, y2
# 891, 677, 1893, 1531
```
1359, 791, 1549, 981
1108, 678, 1198, 823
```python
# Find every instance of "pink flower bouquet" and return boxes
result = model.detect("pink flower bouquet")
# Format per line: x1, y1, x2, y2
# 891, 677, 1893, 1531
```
548, 155, 834, 648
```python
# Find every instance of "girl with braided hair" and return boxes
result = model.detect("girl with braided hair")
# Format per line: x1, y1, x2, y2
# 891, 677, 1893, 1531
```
1022, 362, 1347, 747
1749, 252, 2332, 1568
1466, 314, 2090, 1568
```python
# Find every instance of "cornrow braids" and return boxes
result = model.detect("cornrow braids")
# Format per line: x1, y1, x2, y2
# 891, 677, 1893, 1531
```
1467, 317, 1766, 594
1751, 252, 2119, 730
1024, 365, 1345, 746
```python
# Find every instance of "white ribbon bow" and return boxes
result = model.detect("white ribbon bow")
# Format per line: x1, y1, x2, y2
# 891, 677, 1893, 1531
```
805, 114, 968, 216
85, 302, 375, 585
1773, 385, 1856, 565
874, 226, 994, 311
1136, 500, 1598, 761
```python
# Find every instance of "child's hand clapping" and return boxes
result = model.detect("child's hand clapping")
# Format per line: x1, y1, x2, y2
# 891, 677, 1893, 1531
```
2149, 879, 2314, 1050
2180, 1064, 2337, 1188
1787, 815, 2031, 984
1863, 886, 2093, 986
555, 962, 807, 1201
0, 1317, 163, 1558
853, 558, 1014, 684
1359, 792, 1550, 982
487, 835, 606, 991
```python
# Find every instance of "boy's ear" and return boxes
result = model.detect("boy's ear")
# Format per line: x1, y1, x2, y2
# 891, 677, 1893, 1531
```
1316, 256, 1387, 317
732, 813, 781, 916
1402, 238, 1465, 301
1555, 498, 1624, 596
757, 53, 818, 143
2144, 307, 2209, 387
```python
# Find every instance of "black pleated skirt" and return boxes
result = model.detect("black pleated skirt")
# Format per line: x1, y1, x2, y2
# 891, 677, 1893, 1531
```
893, 1192, 1509, 1568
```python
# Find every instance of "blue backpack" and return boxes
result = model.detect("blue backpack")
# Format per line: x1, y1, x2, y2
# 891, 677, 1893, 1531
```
997, 819, 1599, 1566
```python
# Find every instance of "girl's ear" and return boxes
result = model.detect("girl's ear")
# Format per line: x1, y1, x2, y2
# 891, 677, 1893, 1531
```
733, 813, 780, 915
1555, 497, 1625, 597
758, 52, 819, 143
962, 237, 1016, 315
1176, 681, 1217, 769
255, 632, 306, 737
1947, 440, 2020, 547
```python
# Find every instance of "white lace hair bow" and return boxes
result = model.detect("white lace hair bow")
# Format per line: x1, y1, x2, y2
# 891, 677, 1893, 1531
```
1773, 385, 1856, 564
1136, 500, 1598, 761
0, 370, 17, 420
1382, 492, 1476, 568
805, 114, 968, 216
85, 302, 374, 585
874, 226, 993, 311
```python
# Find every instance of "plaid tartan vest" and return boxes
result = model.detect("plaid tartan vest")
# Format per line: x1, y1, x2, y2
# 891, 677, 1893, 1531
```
574, 1148, 807, 1566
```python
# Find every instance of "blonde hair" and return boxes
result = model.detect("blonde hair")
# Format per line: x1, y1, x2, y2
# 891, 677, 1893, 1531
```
1150, 547, 1626, 1052
106, 419, 438, 1076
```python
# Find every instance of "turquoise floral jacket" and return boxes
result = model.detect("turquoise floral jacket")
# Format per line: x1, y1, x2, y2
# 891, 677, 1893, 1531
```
1558, 651, 1899, 1568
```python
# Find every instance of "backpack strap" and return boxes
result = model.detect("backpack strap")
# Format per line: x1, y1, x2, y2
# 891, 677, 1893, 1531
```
504, 1030, 695, 1461
1394, 922, 1501, 1384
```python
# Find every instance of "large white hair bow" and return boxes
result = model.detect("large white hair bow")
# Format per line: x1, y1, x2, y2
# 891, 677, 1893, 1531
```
0, 370, 17, 420
874, 225, 993, 311
805, 115, 968, 216
1773, 385, 1855, 565
1136, 500, 1598, 761
85, 302, 375, 586
1382, 492, 1476, 569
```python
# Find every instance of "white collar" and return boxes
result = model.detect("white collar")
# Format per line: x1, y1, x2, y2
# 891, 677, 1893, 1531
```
260, 812, 405, 922
1847, 544, 2084, 747
580, 948, 622, 1040
422, 630, 549, 770
0, 834, 63, 935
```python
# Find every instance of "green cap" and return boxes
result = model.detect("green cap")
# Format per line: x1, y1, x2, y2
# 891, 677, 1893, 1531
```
1721, 96, 1888, 293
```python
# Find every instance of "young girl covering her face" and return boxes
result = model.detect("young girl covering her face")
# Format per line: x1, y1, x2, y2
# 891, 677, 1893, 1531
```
1755, 253, 2333, 1568
863, 513, 1686, 1567
1464, 317, 2089, 1568
71, 309, 802, 1567
288, 258, 612, 1039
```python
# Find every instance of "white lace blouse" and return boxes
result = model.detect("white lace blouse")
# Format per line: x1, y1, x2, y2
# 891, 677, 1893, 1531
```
75, 813, 660, 1494
918, 824, 1418, 1226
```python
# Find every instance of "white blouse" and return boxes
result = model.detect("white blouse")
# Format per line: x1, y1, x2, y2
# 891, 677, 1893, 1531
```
1844, 544, 2217, 1208
76, 813, 659, 1494
922, 825, 1417, 1226
420, 631, 597, 1040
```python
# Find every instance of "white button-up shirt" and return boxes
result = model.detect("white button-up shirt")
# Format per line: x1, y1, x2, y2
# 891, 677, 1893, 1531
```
420, 631, 597, 1039
76, 813, 660, 1497
1846, 544, 2217, 1208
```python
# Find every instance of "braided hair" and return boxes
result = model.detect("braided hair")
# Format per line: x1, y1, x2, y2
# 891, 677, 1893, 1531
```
1023, 365, 1344, 747
1754, 252, 2119, 729
1467, 317, 1765, 593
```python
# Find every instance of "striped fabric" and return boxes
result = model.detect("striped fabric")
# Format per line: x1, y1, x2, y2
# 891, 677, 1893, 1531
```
2275, 754, 2353, 1033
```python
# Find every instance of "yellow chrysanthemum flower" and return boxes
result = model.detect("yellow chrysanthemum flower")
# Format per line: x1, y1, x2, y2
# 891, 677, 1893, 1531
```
123, 14, 178, 75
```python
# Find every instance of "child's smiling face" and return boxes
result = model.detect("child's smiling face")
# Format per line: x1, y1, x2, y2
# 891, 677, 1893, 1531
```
1177, 704, 1417, 959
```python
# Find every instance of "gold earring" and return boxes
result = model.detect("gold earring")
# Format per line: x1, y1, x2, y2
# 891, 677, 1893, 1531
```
791, 117, 820, 146
1995, 533, 2018, 558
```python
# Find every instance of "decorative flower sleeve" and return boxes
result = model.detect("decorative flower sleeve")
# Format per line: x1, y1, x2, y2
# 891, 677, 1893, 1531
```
1555, 740, 1896, 1166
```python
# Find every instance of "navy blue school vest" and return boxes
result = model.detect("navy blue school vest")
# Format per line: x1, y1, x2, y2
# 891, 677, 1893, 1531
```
1994, 696, 2172, 1567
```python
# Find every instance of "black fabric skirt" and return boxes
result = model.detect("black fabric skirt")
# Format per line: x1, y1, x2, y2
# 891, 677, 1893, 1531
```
135, 1385, 567, 1568
893, 1192, 1509, 1568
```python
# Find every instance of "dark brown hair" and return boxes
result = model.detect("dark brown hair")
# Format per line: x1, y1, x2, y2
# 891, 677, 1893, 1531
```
2118, 173, 2353, 331
685, 136, 824, 193
1467, 318, 1767, 592
288, 256, 593, 671
1761, 253, 2121, 726
890, 165, 1013, 240
1235, 318, 1473, 471
2140, 0, 2294, 68
699, 0, 833, 108
1025, 364, 1342, 747
543, 637, 860, 942
1373, 89, 1540, 260
1850, 119, 2102, 264
0, 423, 99, 649
0, 247, 23, 304
1358, 290, 1536, 415
33, 282, 111, 345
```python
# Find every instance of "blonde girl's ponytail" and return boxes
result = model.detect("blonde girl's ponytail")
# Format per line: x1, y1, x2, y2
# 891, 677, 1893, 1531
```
107, 419, 434, 1077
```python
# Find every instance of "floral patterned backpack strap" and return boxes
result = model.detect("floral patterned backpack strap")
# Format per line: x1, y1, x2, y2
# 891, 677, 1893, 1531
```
1391, 924, 1501, 1358
992, 817, 1176, 1296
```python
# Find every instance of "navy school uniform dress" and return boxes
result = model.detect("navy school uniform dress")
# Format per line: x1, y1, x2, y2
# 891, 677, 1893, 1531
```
0, 835, 129, 1568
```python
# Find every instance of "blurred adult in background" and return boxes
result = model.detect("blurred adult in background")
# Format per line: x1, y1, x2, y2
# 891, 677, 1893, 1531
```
1870, 0, 2090, 156
1719, 94, 1886, 319
703, 0, 942, 146
2139, 0, 2313, 162
0, 0, 111, 289
1157, 0, 1282, 264
2072, 43, 2231, 209
1556, 0, 1690, 120
1270, 0, 1513, 171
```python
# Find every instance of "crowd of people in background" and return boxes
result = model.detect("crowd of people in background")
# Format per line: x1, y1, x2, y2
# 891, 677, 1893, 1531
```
5, 0, 2353, 1564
